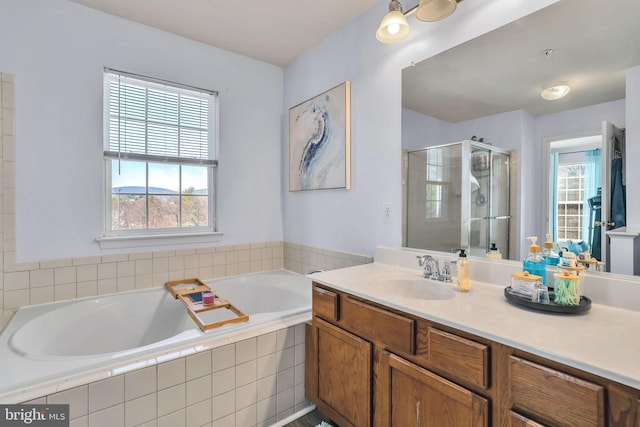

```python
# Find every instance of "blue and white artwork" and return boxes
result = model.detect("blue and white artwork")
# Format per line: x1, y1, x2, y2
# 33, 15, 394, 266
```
289, 82, 350, 191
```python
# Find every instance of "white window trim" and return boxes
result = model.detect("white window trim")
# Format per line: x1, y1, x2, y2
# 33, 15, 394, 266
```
97, 69, 221, 249
102, 159, 217, 236
96, 231, 223, 250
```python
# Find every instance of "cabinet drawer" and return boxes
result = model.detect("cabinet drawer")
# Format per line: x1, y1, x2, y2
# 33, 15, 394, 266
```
509, 356, 605, 427
428, 328, 489, 389
508, 411, 547, 427
312, 286, 339, 322
342, 296, 414, 354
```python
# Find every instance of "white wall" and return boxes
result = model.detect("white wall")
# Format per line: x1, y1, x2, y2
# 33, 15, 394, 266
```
282, 0, 559, 257
402, 108, 527, 151
450, 110, 528, 151
0, 0, 284, 262
402, 108, 451, 149
535, 99, 625, 141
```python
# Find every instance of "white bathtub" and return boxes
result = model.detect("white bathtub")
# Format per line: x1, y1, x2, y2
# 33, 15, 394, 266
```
0, 270, 312, 401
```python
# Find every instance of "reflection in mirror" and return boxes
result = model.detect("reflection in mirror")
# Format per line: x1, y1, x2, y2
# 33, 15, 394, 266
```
404, 141, 512, 259
401, 0, 640, 275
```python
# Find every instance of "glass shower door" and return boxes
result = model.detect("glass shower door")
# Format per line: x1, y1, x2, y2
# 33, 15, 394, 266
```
468, 146, 510, 257
489, 151, 511, 257
469, 147, 491, 257
405, 144, 462, 253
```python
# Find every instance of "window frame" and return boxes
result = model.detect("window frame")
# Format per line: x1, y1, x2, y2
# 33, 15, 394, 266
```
97, 68, 221, 248
425, 148, 447, 219
556, 162, 586, 242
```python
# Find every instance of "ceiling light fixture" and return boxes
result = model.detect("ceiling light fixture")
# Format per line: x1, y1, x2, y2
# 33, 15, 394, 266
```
376, 0, 411, 44
416, 0, 458, 22
541, 85, 570, 100
376, 0, 463, 44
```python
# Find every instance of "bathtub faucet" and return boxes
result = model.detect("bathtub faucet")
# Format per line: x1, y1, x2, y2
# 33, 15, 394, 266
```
416, 255, 452, 282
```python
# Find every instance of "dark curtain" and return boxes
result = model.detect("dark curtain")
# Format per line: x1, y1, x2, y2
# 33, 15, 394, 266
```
610, 157, 626, 230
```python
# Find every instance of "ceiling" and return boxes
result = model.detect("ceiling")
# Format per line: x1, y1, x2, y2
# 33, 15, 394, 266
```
69, 0, 379, 67
402, 0, 640, 122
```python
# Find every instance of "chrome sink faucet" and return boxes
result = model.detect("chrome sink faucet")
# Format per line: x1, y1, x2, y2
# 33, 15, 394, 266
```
417, 255, 452, 282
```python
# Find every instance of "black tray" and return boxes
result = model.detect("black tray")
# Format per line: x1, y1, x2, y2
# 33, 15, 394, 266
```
504, 286, 591, 314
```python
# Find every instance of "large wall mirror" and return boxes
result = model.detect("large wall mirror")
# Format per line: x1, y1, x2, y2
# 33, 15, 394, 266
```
402, 0, 640, 276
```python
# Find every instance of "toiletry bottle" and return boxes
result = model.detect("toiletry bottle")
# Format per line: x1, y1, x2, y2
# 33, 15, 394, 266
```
542, 234, 560, 266
523, 236, 546, 285
485, 243, 502, 260
457, 249, 471, 292
559, 250, 578, 268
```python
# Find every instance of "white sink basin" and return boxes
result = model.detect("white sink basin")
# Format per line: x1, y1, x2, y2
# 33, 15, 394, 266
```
368, 277, 456, 300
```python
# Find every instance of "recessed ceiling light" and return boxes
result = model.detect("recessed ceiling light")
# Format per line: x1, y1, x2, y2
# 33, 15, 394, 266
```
541, 85, 570, 100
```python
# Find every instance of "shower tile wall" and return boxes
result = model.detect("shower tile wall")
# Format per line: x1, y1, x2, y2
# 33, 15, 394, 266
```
283, 242, 372, 275
22, 323, 308, 427
1, 73, 15, 327
405, 148, 462, 252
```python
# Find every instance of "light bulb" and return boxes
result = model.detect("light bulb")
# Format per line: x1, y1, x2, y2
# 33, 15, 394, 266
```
376, 4, 411, 44
541, 85, 570, 100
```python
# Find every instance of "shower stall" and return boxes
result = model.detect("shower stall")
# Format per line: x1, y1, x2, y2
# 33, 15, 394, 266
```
403, 140, 512, 259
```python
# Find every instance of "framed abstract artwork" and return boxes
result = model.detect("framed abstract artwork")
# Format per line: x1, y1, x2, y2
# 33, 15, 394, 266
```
289, 81, 351, 191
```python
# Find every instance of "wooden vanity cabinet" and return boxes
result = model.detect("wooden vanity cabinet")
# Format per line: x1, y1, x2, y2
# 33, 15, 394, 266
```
306, 284, 490, 427
306, 283, 640, 427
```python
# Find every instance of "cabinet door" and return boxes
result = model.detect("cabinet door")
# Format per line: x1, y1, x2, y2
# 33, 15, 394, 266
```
311, 318, 372, 427
379, 351, 488, 427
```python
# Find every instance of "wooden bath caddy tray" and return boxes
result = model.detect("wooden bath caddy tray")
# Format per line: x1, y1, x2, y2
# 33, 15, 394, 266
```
166, 278, 249, 331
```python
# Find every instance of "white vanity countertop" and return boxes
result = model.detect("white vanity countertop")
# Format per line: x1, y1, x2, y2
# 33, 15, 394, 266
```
311, 262, 640, 390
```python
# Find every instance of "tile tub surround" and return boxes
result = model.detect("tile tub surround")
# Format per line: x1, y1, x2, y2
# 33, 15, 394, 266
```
20, 323, 310, 427
0, 240, 375, 331
1, 73, 16, 330
283, 242, 373, 275
0, 242, 286, 330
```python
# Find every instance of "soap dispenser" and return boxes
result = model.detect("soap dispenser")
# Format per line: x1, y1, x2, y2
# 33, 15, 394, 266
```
523, 236, 546, 285
485, 243, 502, 260
457, 249, 471, 292
542, 234, 560, 266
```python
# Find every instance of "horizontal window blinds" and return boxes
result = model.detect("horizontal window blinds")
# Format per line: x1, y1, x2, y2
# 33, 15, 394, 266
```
104, 70, 218, 165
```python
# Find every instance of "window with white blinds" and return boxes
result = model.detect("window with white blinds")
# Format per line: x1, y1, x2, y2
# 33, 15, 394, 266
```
104, 70, 218, 165
103, 69, 218, 236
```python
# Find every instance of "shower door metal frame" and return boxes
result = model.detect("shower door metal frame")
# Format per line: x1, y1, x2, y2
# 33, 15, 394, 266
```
465, 141, 511, 257
403, 140, 510, 257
